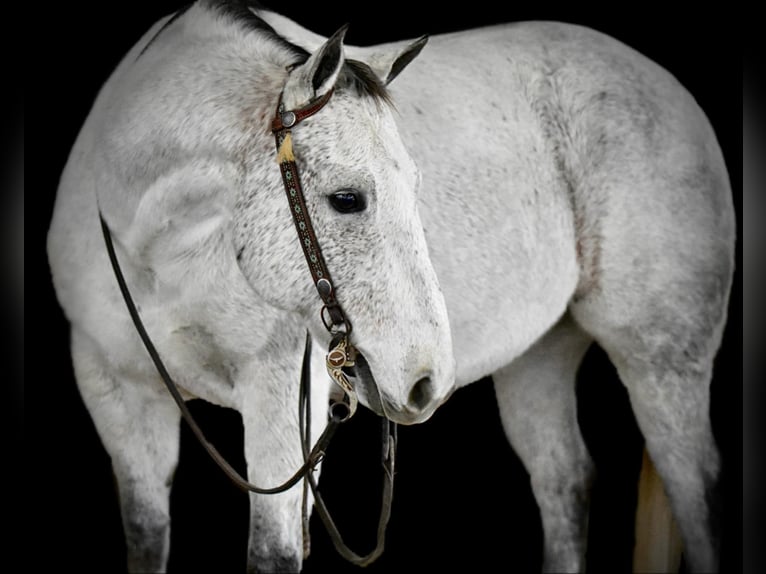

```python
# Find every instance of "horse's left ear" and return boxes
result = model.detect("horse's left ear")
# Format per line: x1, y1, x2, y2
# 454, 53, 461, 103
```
366, 36, 428, 85
282, 25, 348, 109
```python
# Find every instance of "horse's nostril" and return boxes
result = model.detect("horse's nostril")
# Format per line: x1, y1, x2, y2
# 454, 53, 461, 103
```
408, 376, 432, 411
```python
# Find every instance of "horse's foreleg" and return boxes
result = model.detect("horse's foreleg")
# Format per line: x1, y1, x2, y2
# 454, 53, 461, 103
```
238, 331, 330, 573
493, 314, 594, 573
241, 385, 312, 573
72, 328, 181, 573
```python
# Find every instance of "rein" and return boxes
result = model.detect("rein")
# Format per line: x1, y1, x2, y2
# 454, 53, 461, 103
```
99, 216, 338, 494
98, 86, 396, 567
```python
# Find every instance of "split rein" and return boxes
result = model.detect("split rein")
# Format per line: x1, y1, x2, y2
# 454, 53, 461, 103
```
99, 87, 396, 567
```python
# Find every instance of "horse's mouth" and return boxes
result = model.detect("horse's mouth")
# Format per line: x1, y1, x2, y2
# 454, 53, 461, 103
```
343, 348, 452, 424
344, 350, 385, 417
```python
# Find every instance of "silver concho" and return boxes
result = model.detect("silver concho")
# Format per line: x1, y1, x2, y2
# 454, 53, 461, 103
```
281, 111, 297, 128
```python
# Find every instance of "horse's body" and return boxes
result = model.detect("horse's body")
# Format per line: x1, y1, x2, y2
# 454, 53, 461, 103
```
48, 2, 734, 572
402, 25, 732, 574
268, 10, 734, 572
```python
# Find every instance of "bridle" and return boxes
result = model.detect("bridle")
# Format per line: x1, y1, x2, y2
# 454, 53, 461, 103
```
98, 86, 396, 566
271, 87, 396, 564
271, 87, 360, 417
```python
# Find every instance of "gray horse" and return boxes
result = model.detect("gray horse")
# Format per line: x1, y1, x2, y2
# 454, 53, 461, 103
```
46, 2, 735, 572
265, 7, 735, 572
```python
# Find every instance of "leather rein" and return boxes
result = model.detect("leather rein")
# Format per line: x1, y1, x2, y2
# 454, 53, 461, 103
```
99, 87, 396, 567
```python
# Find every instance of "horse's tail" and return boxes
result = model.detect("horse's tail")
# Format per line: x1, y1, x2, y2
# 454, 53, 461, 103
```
632, 448, 684, 572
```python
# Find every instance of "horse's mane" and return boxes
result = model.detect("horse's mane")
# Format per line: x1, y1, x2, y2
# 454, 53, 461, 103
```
202, 0, 391, 103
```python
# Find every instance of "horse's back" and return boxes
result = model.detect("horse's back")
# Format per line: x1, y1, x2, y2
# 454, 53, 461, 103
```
390, 22, 734, 382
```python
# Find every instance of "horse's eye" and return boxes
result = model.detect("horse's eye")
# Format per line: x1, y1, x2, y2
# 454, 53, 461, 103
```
329, 190, 366, 213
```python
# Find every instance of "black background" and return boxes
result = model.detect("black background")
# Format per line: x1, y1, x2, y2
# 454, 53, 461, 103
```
30, 2, 740, 572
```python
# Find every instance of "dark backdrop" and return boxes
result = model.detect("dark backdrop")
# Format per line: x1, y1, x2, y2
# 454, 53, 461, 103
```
31, 2, 740, 572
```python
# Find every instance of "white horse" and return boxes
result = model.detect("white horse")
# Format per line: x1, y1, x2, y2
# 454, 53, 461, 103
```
48, 1, 735, 573
48, 2, 454, 572
259, 7, 735, 573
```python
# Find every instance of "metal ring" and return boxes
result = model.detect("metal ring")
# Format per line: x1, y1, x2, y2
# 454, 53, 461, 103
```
328, 400, 351, 423
320, 305, 334, 332
321, 305, 351, 335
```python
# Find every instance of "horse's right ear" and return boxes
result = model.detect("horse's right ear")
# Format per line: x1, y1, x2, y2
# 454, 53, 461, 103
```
282, 25, 348, 109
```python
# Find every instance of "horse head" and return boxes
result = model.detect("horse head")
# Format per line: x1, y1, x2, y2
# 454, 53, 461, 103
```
234, 25, 455, 424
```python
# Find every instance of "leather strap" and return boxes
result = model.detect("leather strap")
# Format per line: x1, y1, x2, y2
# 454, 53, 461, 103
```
301, 333, 397, 567
99, 215, 340, 494
271, 88, 334, 132
307, 418, 397, 567
271, 90, 349, 333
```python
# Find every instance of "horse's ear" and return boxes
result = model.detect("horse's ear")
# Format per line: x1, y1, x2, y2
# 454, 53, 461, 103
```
367, 36, 428, 85
283, 25, 348, 108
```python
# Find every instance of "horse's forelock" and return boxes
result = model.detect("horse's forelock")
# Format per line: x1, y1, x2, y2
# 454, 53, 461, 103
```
340, 60, 392, 105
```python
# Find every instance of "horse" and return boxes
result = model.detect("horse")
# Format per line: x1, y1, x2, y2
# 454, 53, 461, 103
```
257, 7, 735, 573
47, 2, 735, 572
47, 2, 454, 571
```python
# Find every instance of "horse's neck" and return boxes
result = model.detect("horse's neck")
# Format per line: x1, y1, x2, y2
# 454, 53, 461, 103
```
89, 4, 290, 231
68, 2, 298, 329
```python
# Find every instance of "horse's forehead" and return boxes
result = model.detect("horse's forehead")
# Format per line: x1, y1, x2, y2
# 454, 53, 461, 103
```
317, 97, 406, 157
324, 96, 381, 130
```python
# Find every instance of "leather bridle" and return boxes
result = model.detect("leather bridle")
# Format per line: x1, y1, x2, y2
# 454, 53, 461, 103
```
271, 87, 396, 565
98, 86, 396, 567
271, 87, 360, 417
